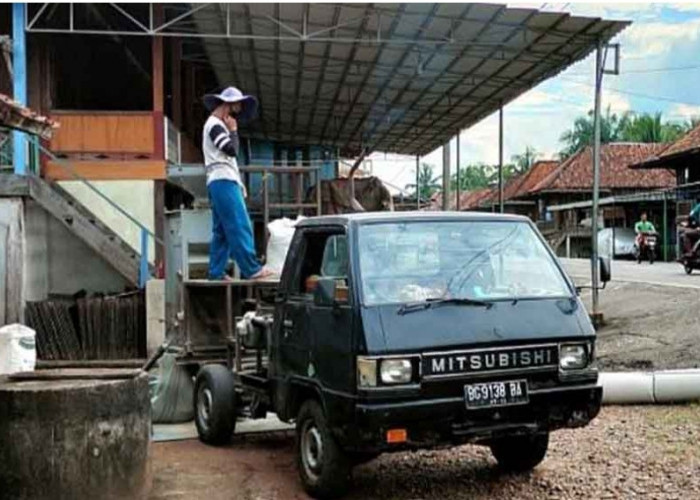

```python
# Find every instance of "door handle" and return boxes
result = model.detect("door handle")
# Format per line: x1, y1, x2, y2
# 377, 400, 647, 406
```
283, 319, 294, 328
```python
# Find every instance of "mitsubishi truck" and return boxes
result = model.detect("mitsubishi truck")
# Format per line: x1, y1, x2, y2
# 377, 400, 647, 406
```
193, 212, 607, 498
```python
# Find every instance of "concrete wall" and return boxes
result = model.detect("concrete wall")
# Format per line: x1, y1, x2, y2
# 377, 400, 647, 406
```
23, 199, 128, 298
58, 180, 155, 262
0, 199, 24, 323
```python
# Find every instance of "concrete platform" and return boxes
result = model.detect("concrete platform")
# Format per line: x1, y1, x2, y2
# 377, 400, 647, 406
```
152, 415, 294, 442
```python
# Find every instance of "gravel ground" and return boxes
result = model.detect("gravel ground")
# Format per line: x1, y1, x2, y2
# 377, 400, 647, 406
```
150, 405, 700, 500
575, 281, 700, 371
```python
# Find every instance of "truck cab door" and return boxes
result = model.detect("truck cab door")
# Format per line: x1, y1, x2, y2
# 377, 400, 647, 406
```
273, 231, 312, 380
273, 227, 354, 397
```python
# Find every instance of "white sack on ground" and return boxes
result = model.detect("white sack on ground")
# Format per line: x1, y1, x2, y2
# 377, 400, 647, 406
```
0, 324, 36, 375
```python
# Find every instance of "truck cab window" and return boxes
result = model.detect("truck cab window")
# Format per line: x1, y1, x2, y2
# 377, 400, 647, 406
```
292, 231, 348, 298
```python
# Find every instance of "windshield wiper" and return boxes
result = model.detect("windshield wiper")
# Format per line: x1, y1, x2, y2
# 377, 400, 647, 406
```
397, 297, 493, 315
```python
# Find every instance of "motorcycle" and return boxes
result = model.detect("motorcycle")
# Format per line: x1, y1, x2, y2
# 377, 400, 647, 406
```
634, 231, 657, 264
677, 221, 700, 274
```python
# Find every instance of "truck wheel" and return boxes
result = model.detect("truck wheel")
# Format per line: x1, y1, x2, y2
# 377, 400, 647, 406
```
490, 432, 549, 472
296, 400, 351, 499
685, 263, 693, 275
194, 364, 236, 445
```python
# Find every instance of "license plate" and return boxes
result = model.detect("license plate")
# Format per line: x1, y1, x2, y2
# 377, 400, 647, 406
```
464, 379, 529, 409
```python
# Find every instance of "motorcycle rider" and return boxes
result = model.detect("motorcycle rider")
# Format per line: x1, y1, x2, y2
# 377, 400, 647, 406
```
680, 202, 700, 256
635, 212, 656, 262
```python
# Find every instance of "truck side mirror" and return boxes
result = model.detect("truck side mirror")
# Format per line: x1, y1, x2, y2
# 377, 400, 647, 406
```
599, 256, 611, 284
314, 278, 337, 307
314, 278, 349, 307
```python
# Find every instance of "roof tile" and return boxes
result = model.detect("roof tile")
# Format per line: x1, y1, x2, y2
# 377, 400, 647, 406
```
529, 143, 673, 193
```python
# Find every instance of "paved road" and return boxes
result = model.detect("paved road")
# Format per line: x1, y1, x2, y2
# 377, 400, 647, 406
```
560, 258, 700, 289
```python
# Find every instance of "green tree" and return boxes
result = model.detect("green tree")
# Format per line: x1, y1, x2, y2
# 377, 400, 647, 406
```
620, 112, 687, 143
451, 164, 492, 191
511, 146, 540, 174
559, 106, 628, 159
406, 163, 441, 200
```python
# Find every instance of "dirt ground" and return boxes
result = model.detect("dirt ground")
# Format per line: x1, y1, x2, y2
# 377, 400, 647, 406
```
578, 281, 700, 371
150, 405, 700, 500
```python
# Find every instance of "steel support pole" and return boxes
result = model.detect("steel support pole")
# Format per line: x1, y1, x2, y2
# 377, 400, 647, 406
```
442, 140, 451, 211
663, 191, 668, 262
456, 131, 461, 211
498, 106, 504, 213
12, 3, 27, 176
591, 40, 603, 320
415, 155, 420, 210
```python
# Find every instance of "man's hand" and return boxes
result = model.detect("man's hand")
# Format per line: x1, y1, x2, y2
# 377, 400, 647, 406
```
223, 114, 238, 132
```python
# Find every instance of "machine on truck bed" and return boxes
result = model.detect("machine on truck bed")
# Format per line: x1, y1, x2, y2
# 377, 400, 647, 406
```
192, 212, 608, 499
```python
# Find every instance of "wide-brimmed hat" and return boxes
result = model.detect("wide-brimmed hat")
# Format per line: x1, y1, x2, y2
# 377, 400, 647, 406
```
203, 86, 258, 123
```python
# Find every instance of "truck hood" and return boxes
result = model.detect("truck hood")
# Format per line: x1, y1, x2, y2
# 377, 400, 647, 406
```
360, 297, 593, 354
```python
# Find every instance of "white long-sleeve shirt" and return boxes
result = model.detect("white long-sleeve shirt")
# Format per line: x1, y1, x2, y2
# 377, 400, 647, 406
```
202, 115, 242, 187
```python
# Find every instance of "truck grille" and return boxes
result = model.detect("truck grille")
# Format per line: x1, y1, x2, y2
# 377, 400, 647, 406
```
422, 344, 559, 380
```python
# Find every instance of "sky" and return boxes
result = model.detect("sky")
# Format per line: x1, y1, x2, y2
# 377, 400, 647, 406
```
369, 1, 700, 195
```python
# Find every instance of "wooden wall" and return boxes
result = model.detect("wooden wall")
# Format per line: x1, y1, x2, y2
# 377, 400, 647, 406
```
49, 112, 155, 156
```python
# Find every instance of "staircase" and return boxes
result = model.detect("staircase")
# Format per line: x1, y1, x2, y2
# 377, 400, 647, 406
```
27, 175, 141, 285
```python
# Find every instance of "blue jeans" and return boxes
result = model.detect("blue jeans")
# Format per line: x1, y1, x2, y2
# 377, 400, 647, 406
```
207, 180, 262, 279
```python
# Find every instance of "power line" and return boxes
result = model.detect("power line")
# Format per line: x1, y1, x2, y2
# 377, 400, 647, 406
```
560, 77, 700, 106
567, 63, 700, 77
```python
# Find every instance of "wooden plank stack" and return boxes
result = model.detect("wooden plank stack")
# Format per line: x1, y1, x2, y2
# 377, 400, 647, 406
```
26, 291, 146, 360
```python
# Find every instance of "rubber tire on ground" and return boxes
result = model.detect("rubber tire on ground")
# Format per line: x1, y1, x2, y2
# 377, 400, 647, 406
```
685, 263, 693, 275
296, 400, 351, 499
490, 432, 549, 473
194, 364, 237, 445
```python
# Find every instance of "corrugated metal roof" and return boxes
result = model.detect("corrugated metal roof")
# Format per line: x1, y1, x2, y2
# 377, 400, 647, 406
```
191, 3, 629, 156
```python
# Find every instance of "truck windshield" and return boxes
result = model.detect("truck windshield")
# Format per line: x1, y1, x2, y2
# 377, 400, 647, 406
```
357, 220, 572, 306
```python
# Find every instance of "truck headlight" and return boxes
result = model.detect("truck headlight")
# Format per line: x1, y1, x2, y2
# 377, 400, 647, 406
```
357, 357, 377, 387
380, 359, 413, 384
559, 343, 589, 370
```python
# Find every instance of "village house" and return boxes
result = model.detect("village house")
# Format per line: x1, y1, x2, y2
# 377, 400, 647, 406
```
534, 143, 675, 256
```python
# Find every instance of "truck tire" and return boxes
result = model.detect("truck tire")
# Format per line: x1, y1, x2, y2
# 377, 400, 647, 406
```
490, 432, 549, 472
194, 364, 236, 445
296, 399, 351, 499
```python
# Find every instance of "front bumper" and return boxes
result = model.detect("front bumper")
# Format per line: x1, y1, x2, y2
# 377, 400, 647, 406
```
346, 384, 602, 452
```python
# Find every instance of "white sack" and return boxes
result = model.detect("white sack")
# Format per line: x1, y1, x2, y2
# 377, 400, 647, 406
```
266, 216, 305, 274
0, 324, 36, 375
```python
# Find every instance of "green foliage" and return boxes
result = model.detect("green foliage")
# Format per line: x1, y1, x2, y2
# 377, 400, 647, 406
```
559, 109, 700, 159
559, 106, 627, 159
405, 163, 441, 200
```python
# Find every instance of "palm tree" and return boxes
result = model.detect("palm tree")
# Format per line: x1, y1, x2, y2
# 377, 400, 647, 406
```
511, 146, 540, 174
451, 164, 492, 191
620, 112, 687, 143
559, 106, 628, 158
406, 163, 441, 200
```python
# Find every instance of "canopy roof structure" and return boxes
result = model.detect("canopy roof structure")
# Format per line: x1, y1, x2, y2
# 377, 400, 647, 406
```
25, 3, 629, 156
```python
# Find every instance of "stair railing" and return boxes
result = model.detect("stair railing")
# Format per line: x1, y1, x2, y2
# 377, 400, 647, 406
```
28, 135, 163, 288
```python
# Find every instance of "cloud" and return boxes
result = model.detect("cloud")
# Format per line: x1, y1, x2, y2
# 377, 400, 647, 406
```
602, 92, 632, 114
668, 103, 700, 119
621, 18, 700, 58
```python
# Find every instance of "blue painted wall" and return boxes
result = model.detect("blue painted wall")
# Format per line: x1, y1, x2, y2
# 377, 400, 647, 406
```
241, 139, 336, 210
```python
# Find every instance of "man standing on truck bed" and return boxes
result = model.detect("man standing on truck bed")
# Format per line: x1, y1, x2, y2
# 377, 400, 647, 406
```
202, 86, 274, 281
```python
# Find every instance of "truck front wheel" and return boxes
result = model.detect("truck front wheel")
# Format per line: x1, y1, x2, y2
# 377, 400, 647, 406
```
296, 400, 351, 499
194, 364, 236, 445
489, 432, 549, 472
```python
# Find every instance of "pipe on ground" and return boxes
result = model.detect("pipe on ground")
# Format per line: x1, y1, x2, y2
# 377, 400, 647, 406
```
600, 369, 700, 404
